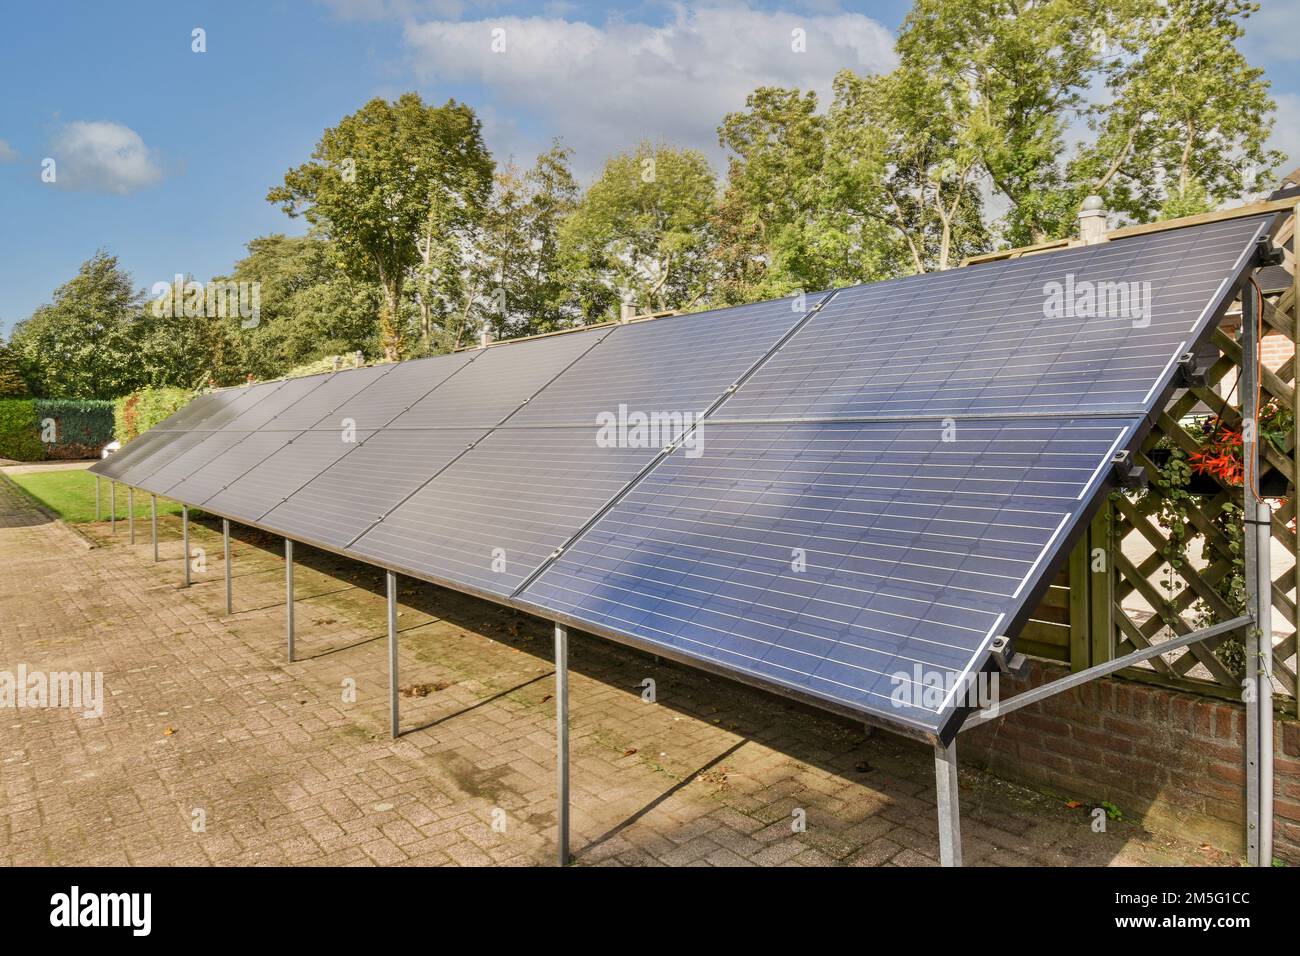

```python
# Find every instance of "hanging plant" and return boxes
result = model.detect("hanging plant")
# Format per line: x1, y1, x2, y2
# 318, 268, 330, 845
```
1187, 399, 1294, 487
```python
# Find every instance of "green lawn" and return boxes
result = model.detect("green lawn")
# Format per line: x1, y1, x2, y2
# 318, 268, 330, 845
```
5, 468, 184, 524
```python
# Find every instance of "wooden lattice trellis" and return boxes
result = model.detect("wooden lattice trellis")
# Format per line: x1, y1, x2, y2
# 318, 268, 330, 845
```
1016, 200, 1300, 711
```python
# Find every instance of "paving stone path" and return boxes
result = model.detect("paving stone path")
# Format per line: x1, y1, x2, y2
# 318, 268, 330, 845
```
0, 477, 1232, 866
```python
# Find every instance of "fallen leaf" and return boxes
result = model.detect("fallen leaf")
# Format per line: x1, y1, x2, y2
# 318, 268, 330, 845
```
163, 726, 176, 736
622, 748, 638, 758
1065, 800, 1083, 809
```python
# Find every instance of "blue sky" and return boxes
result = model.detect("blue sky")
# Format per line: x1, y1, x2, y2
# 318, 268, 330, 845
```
0, 0, 1296, 337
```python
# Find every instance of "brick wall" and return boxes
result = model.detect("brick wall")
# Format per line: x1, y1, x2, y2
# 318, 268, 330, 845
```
1262, 331, 1295, 372
963, 660, 1300, 863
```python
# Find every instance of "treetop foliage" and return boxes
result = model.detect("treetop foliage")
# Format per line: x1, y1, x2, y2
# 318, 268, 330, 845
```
7, 0, 1283, 399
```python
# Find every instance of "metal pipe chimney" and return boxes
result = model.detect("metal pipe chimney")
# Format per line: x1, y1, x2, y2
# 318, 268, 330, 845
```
1078, 195, 1108, 245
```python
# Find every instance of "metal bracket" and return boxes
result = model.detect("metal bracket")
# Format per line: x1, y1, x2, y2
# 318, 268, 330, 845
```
1256, 236, 1285, 267
1112, 449, 1147, 491
1176, 342, 1217, 388
988, 635, 1028, 678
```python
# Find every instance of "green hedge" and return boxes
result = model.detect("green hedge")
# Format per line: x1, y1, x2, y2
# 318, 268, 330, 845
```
35, 399, 115, 459
0, 399, 42, 461
0, 398, 116, 462
114, 386, 194, 443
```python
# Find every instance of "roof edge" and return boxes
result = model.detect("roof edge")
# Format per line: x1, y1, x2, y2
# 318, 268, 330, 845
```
961, 195, 1298, 268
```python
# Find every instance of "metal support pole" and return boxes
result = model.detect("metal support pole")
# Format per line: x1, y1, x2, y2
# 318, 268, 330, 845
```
934, 739, 962, 867
151, 496, 158, 562
223, 519, 232, 615
95, 476, 101, 521
182, 506, 190, 587
387, 570, 399, 738
1241, 280, 1270, 865
285, 539, 295, 663
128, 486, 135, 544
1256, 500, 1275, 865
963, 616, 1250, 727
110, 482, 116, 533
555, 622, 570, 866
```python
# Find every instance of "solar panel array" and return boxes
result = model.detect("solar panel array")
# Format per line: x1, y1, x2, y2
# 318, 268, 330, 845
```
91, 216, 1272, 739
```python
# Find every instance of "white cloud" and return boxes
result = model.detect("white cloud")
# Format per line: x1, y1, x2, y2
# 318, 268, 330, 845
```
0, 139, 18, 162
47, 121, 163, 194
402, 4, 897, 176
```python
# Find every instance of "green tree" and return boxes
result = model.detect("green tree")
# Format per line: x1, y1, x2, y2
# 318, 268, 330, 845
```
9, 252, 144, 398
560, 142, 717, 319
895, 0, 1106, 245
714, 88, 831, 299
410, 143, 581, 351
217, 234, 381, 378
131, 282, 242, 389
0, 343, 29, 397
893, 0, 1280, 243
268, 93, 494, 361
476, 142, 582, 341
1070, 0, 1281, 220
828, 68, 988, 273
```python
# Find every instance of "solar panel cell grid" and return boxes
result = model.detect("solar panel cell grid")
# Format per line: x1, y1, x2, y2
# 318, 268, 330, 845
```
83, 213, 1275, 738
509, 295, 825, 426
312, 352, 477, 431
117, 430, 226, 488
520, 418, 1135, 735
350, 426, 660, 597
386, 327, 610, 429
92, 428, 173, 481
257, 428, 488, 548
164, 431, 301, 505
203, 428, 377, 521
716, 215, 1270, 421
153, 381, 284, 432
271, 365, 396, 430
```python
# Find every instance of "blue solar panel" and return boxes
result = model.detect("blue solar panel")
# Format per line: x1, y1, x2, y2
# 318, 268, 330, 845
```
162, 431, 300, 503
203, 428, 377, 520
258, 428, 489, 548
385, 327, 609, 429
519, 418, 1135, 737
316, 352, 478, 431
87, 211, 1276, 740
351, 426, 660, 598
716, 216, 1271, 421
509, 294, 826, 425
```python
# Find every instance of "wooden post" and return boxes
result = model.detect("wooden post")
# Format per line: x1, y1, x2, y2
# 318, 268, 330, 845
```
1088, 505, 1115, 668
1067, 533, 1091, 672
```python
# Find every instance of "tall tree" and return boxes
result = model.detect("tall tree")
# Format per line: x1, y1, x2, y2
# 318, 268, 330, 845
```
420, 143, 582, 351
8, 252, 143, 398
714, 88, 832, 299
217, 234, 381, 378
476, 142, 582, 340
828, 68, 987, 273
560, 142, 717, 319
1070, 0, 1281, 220
268, 93, 494, 361
133, 276, 242, 389
895, 0, 1108, 245
894, 0, 1280, 242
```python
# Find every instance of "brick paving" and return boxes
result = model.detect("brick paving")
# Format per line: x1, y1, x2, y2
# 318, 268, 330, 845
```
0, 477, 1234, 866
